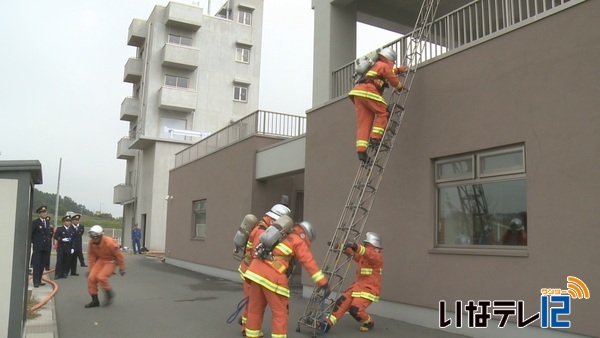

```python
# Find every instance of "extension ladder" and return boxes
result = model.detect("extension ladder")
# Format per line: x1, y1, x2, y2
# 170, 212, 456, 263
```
297, 1, 442, 336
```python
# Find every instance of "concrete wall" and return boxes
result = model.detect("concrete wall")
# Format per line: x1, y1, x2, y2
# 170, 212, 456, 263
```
304, 1, 599, 336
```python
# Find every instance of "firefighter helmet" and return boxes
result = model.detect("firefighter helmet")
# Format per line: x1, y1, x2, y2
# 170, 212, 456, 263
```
299, 221, 316, 243
89, 225, 104, 239
509, 218, 524, 231
266, 203, 291, 220
378, 47, 397, 62
364, 232, 383, 248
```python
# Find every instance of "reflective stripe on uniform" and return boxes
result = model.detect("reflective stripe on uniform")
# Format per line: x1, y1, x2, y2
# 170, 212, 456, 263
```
326, 314, 338, 325
351, 291, 380, 302
348, 89, 387, 105
245, 328, 262, 337
275, 242, 293, 256
371, 126, 385, 136
272, 334, 286, 338
357, 140, 369, 149
311, 270, 326, 283
360, 268, 373, 275
357, 245, 366, 256
244, 270, 290, 298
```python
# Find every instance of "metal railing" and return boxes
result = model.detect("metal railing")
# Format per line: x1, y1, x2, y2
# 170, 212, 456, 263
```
332, 0, 580, 98
174, 110, 306, 168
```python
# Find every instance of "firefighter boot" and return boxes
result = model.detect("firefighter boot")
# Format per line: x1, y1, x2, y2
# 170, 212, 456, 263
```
357, 152, 370, 163
241, 330, 264, 337
318, 321, 332, 333
359, 319, 375, 332
103, 289, 114, 306
84, 294, 100, 308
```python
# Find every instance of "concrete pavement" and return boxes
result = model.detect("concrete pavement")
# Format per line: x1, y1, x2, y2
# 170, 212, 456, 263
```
27, 254, 469, 338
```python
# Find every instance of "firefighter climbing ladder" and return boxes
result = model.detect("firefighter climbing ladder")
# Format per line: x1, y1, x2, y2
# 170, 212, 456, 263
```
297, 1, 441, 336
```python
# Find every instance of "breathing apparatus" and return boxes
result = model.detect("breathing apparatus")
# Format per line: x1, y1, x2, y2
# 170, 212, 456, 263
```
232, 214, 259, 258
255, 215, 294, 260
353, 49, 380, 85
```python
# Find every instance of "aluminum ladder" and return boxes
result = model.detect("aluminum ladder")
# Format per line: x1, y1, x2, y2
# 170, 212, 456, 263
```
297, 1, 442, 336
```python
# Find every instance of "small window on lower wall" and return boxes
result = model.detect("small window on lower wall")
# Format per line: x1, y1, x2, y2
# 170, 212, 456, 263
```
192, 199, 206, 239
435, 145, 527, 252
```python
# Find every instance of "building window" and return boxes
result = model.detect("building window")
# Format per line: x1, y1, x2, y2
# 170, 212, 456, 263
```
233, 85, 248, 102
165, 75, 189, 89
435, 145, 527, 248
236, 47, 250, 63
168, 34, 192, 46
193, 200, 206, 239
238, 10, 252, 25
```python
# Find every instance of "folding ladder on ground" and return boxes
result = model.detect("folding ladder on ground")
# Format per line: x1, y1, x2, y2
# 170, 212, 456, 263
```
297, 1, 442, 336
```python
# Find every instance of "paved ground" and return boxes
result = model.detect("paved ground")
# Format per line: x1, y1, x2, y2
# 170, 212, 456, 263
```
29, 254, 469, 338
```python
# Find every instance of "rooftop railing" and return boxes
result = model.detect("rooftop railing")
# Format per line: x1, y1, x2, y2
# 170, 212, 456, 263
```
174, 110, 306, 168
332, 0, 581, 98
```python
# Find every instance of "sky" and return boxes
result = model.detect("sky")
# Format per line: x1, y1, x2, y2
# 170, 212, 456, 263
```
0, 0, 400, 217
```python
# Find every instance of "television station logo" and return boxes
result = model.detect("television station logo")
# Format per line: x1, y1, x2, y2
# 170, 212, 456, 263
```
439, 276, 590, 329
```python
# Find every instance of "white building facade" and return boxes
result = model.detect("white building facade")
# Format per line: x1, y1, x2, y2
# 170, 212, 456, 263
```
114, 0, 264, 250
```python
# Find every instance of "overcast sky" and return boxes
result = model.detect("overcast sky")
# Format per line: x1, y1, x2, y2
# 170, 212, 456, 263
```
0, 0, 399, 217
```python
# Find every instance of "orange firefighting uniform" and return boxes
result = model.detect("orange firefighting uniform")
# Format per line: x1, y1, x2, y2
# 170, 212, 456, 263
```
238, 217, 271, 334
87, 236, 125, 295
244, 224, 328, 338
349, 56, 403, 153
325, 243, 383, 330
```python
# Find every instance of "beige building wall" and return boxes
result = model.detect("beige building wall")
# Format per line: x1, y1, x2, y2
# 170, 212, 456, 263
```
304, 1, 599, 336
165, 135, 304, 273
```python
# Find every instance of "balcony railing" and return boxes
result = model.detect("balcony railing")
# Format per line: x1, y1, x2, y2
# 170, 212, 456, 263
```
331, 0, 581, 98
174, 110, 306, 168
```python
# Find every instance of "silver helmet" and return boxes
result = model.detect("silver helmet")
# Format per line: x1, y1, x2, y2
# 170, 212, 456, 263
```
299, 221, 316, 242
364, 232, 382, 248
509, 218, 524, 231
378, 47, 397, 62
266, 203, 291, 220
89, 225, 104, 239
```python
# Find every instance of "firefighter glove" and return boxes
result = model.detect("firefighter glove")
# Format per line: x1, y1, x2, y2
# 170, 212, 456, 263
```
319, 282, 331, 298
344, 242, 358, 251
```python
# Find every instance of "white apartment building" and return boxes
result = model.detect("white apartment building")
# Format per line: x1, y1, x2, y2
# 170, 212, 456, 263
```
114, 0, 264, 251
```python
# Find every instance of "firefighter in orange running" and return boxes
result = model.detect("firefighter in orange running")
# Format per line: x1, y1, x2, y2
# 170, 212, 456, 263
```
236, 204, 291, 337
84, 225, 125, 308
349, 47, 408, 163
320, 232, 383, 332
244, 219, 329, 338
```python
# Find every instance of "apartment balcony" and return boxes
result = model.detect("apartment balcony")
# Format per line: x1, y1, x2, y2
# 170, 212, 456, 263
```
162, 44, 199, 70
166, 2, 203, 31
113, 184, 134, 204
120, 97, 140, 121
116, 137, 136, 159
127, 19, 147, 47
158, 86, 197, 112
123, 57, 143, 83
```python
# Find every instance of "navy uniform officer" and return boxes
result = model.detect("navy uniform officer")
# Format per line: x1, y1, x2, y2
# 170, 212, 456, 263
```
70, 214, 86, 275
54, 215, 74, 279
31, 206, 52, 287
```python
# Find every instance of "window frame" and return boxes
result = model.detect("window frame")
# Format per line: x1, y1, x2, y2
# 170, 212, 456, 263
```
168, 34, 193, 47
432, 145, 527, 256
238, 10, 252, 26
192, 199, 206, 240
233, 85, 248, 102
235, 46, 251, 63
165, 75, 189, 89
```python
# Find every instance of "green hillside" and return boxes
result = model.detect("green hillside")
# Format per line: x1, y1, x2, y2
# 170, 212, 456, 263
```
33, 188, 122, 229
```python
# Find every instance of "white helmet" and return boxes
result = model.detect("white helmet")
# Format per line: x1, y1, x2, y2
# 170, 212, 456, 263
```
364, 232, 383, 248
299, 221, 316, 242
266, 203, 291, 220
379, 47, 397, 62
89, 225, 104, 238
